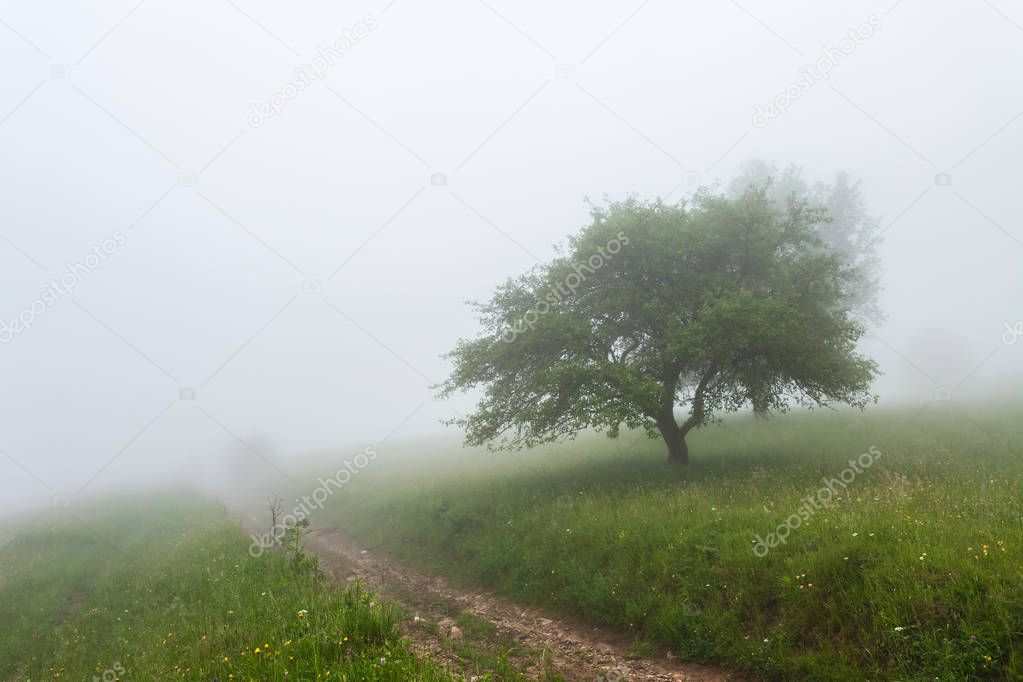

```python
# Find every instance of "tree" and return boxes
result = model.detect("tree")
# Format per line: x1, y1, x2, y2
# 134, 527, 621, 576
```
729, 159, 883, 323
439, 186, 878, 465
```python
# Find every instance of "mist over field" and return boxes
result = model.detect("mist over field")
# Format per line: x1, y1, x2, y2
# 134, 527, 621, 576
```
1, 2, 1020, 516
1, 4, 1023, 679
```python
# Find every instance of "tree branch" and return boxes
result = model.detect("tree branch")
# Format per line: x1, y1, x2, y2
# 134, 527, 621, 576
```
680, 359, 722, 434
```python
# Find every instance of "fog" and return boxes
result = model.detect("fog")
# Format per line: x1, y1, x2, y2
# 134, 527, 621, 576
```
1, 1, 1021, 515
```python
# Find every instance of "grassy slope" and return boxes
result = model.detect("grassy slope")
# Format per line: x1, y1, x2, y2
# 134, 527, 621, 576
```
320, 403, 1023, 681
0, 494, 454, 681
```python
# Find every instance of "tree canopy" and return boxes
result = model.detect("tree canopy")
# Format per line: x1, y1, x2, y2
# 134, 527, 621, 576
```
440, 181, 879, 464
729, 159, 883, 323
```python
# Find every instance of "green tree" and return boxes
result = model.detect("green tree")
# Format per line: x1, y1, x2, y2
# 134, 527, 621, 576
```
729, 159, 883, 322
440, 186, 878, 465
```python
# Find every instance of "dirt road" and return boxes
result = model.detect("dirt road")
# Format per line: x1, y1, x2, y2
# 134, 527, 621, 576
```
305, 526, 746, 681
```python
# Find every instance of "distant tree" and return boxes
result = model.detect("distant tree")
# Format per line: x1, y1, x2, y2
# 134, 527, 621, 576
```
729, 159, 883, 322
440, 185, 878, 465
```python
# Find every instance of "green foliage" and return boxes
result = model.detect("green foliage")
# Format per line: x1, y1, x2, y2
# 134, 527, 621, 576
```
0, 494, 454, 681
442, 185, 878, 461
322, 404, 1023, 681
281, 515, 319, 574
267, 494, 320, 574
728, 158, 883, 323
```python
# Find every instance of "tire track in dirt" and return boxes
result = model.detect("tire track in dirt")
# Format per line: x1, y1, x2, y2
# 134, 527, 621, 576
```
305, 526, 747, 682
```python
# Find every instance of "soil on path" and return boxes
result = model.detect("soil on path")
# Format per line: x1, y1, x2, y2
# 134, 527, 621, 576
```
305, 526, 748, 682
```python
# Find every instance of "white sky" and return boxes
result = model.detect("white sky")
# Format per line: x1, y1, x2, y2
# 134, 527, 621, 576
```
1, 0, 1021, 513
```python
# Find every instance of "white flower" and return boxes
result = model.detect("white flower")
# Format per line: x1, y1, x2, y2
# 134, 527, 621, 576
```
894, 626, 905, 632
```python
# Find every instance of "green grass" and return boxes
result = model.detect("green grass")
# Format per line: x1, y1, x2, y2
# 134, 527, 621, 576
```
0, 494, 455, 681
319, 402, 1023, 681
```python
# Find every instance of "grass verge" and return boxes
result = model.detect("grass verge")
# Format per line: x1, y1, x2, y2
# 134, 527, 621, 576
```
320, 403, 1023, 681
0, 493, 454, 681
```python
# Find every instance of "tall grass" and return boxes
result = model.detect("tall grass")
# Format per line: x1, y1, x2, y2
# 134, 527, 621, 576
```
0, 494, 454, 681
321, 402, 1023, 680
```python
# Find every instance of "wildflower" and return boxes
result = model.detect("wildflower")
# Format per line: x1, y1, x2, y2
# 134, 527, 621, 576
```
894, 626, 905, 632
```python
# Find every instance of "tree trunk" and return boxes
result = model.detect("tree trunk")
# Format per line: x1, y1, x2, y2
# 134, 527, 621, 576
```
657, 416, 689, 466
665, 432, 689, 466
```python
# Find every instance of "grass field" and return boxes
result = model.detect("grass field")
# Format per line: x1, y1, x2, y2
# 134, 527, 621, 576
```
0, 494, 454, 681
319, 402, 1023, 681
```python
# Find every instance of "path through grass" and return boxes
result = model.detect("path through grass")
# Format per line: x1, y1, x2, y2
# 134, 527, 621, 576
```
320, 403, 1023, 680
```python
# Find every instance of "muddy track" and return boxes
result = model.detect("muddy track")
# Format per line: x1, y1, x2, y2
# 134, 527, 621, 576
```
305, 526, 746, 682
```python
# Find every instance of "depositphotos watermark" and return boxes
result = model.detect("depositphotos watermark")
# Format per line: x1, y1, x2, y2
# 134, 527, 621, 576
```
1, 231, 127, 344
249, 446, 377, 557
752, 15, 882, 129
752, 445, 882, 557
248, 15, 378, 128
1003, 320, 1022, 346
92, 662, 125, 682
502, 231, 629, 343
